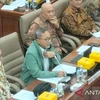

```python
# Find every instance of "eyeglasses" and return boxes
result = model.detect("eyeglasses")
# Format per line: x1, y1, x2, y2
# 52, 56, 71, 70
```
38, 37, 51, 42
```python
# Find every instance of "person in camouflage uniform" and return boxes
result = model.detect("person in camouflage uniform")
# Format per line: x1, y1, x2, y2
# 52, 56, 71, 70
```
85, 0, 100, 22
0, 50, 11, 100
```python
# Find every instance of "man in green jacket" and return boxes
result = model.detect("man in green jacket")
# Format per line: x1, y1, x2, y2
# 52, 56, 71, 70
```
20, 28, 65, 85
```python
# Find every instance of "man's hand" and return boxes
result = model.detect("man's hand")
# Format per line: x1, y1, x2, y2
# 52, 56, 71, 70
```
55, 47, 62, 55
43, 51, 55, 58
49, 17, 59, 29
57, 71, 66, 77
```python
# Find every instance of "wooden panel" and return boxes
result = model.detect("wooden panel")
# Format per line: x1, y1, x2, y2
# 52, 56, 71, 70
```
0, 10, 23, 36
2, 17, 18, 36
0, 15, 2, 37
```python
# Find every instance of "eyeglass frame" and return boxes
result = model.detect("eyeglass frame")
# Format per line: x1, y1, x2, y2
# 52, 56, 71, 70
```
37, 37, 51, 42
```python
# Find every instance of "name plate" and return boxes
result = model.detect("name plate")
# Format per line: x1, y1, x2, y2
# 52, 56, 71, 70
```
88, 70, 100, 85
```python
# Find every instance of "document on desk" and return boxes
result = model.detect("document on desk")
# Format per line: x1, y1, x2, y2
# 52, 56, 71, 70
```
92, 31, 100, 38
11, 0, 26, 7
52, 64, 76, 74
92, 47, 100, 52
13, 90, 37, 100
37, 77, 66, 84
1, 5, 17, 10
76, 45, 90, 54
77, 45, 100, 54
38, 64, 76, 84
1, 0, 26, 10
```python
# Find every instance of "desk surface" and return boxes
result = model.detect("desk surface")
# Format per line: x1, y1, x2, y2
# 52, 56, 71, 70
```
20, 76, 100, 100
62, 37, 100, 63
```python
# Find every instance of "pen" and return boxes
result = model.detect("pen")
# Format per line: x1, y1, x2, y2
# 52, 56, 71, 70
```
54, 55, 67, 77
89, 31, 100, 40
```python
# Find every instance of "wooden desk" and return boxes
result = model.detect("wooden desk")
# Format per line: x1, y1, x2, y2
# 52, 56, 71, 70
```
22, 76, 100, 100
11, 76, 100, 100
62, 37, 100, 63
0, 5, 29, 37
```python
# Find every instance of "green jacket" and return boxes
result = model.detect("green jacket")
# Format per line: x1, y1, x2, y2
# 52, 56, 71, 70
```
20, 40, 61, 85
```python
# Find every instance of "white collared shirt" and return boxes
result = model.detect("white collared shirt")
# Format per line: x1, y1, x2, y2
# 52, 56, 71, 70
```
40, 47, 49, 71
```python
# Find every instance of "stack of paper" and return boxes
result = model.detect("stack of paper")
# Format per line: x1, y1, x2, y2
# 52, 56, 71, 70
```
76, 45, 90, 54
52, 64, 76, 74
13, 90, 36, 100
37, 63, 76, 84
77, 45, 100, 54
37, 76, 71, 84
1, 0, 26, 10
92, 31, 100, 38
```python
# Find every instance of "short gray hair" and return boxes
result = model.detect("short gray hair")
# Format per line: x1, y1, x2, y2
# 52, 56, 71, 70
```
34, 27, 47, 39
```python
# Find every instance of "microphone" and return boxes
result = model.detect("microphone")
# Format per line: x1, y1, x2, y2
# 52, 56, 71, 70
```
54, 55, 67, 77
54, 55, 60, 65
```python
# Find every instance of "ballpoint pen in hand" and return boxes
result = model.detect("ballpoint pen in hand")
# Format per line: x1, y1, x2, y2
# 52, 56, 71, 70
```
54, 55, 67, 77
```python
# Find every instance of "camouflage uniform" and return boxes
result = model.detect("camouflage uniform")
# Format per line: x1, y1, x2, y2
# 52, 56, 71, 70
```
0, 56, 10, 100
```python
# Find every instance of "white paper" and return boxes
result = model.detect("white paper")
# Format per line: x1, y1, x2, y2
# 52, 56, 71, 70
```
37, 77, 67, 84
77, 45, 100, 54
92, 47, 100, 52
76, 45, 90, 54
13, 90, 37, 100
11, 0, 26, 7
1, 0, 26, 10
1, 5, 17, 10
52, 64, 76, 74
92, 31, 100, 38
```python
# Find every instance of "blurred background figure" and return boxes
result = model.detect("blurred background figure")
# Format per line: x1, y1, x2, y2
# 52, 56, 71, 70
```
61, 0, 97, 43
85, 0, 100, 22
0, 49, 11, 100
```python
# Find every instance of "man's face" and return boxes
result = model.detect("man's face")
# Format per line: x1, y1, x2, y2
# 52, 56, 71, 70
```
70, 0, 83, 8
42, 6, 55, 20
38, 31, 51, 49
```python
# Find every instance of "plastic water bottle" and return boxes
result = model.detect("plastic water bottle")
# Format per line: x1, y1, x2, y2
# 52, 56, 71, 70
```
46, 0, 50, 3
76, 66, 84, 83
54, 83, 65, 98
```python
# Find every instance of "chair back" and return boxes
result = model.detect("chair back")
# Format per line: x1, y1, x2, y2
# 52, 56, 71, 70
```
0, 32, 24, 78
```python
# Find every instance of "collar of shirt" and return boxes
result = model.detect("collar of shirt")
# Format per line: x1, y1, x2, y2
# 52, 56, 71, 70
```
39, 14, 47, 23
67, 5, 85, 14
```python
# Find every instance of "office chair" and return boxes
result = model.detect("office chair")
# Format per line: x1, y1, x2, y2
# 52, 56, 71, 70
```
0, 32, 26, 93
